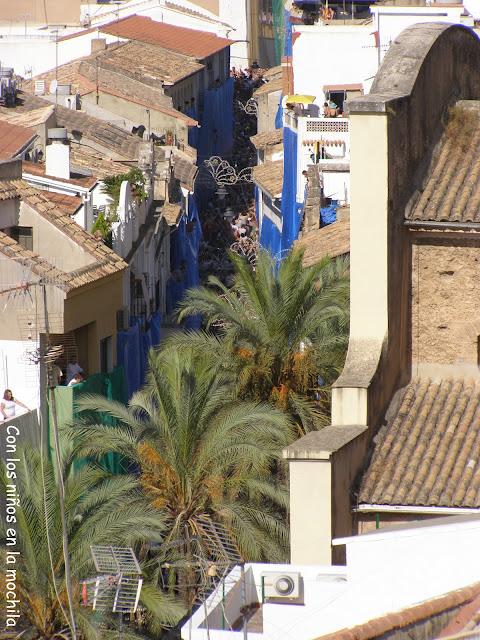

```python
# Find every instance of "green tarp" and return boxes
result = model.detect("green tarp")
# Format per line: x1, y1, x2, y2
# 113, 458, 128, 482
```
273, 0, 286, 66
48, 366, 127, 474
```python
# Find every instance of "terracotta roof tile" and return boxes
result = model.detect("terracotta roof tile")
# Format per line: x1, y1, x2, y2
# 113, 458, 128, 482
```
264, 66, 283, 80
69, 147, 126, 179
100, 15, 233, 60
0, 120, 36, 160
252, 160, 283, 199
295, 214, 350, 265
0, 230, 72, 292
162, 202, 182, 226
3, 92, 140, 161
0, 105, 54, 128
37, 191, 83, 216
315, 583, 480, 640
250, 129, 283, 149
0, 178, 23, 200
95, 40, 204, 85
359, 378, 480, 508
254, 77, 282, 97
13, 179, 127, 288
408, 101, 480, 225
23, 161, 97, 189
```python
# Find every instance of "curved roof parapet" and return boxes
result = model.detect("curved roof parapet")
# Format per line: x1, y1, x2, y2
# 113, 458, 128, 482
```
349, 23, 480, 112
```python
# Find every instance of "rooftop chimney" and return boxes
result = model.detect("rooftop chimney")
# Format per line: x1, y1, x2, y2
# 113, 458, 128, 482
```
45, 128, 70, 180
91, 38, 107, 54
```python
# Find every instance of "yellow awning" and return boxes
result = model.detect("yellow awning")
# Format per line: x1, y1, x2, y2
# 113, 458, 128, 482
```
284, 94, 316, 105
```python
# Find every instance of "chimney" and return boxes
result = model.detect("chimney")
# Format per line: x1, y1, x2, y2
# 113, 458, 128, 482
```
91, 38, 107, 54
45, 128, 70, 180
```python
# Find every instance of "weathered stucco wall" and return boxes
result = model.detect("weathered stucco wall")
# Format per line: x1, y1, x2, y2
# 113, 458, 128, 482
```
82, 92, 189, 144
64, 273, 123, 373
411, 238, 480, 369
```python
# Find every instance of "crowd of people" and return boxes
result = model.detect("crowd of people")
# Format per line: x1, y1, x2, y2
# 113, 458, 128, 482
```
197, 66, 265, 283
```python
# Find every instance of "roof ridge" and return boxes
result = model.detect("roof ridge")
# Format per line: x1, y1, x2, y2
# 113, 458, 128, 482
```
315, 582, 480, 640
19, 181, 128, 274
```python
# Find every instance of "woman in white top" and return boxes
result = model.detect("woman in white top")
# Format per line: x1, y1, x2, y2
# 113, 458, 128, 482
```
1, 389, 28, 421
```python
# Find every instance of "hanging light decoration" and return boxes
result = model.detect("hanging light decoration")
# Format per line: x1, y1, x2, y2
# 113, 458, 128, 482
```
204, 156, 253, 186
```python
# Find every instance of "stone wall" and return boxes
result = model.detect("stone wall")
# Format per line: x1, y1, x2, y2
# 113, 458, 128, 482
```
411, 237, 480, 368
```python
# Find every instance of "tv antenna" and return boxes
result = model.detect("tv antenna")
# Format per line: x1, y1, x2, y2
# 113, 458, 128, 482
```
82, 546, 143, 637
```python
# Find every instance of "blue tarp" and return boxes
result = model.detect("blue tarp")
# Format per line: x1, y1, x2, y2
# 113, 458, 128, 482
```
196, 78, 234, 162
281, 125, 303, 253
260, 214, 282, 260
320, 203, 337, 227
284, 9, 293, 57
117, 311, 162, 399
275, 96, 283, 129
167, 195, 202, 328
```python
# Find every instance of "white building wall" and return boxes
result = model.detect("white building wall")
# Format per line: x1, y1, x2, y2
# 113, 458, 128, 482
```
292, 25, 378, 106
371, 6, 467, 64
218, 0, 248, 68
183, 517, 480, 640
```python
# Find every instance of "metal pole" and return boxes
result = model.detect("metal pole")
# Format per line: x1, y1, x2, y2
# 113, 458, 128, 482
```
240, 564, 248, 640
146, 109, 150, 139
41, 283, 77, 640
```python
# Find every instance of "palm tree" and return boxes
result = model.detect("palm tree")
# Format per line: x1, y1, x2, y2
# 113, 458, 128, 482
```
68, 348, 293, 604
0, 447, 184, 640
172, 248, 350, 433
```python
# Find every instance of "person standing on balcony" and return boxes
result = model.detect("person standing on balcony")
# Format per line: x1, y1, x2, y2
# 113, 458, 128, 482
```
1, 389, 29, 421
66, 356, 83, 385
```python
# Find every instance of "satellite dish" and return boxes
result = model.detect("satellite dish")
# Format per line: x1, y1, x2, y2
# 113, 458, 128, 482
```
49, 79, 58, 95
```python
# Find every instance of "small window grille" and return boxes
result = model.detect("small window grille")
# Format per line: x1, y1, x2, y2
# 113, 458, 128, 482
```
306, 120, 349, 133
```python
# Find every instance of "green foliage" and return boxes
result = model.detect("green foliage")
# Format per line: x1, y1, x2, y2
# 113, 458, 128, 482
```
69, 348, 293, 604
172, 247, 350, 434
0, 447, 184, 639
92, 168, 148, 239
102, 168, 147, 214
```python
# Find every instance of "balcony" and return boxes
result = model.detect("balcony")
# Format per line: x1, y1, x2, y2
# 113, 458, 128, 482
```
297, 116, 350, 162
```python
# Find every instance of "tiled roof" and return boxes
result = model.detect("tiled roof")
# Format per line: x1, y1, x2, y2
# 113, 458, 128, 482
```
0, 105, 54, 128
162, 202, 182, 226
96, 40, 204, 85
358, 378, 480, 508
22, 61, 95, 97
315, 583, 480, 640
4, 92, 140, 161
53, 101, 141, 160
252, 160, 283, 199
24, 58, 196, 126
38, 191, 83, 216
0, 179, 23, 200
70, 147, 126, 180
16, 180, 127, 287
100, 15, 233, 59
295, 215, 350, 266
0, 230, 72, 292
408, 101, 480, 224
0, 120, 36, 160
23, 161, 98, 189
172, 155, 198, 191
250, 129, 283, 149
264, 65, 283, 80
254, 77, 282, 97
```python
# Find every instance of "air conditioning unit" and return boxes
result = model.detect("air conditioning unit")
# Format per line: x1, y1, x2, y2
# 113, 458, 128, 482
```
262, 572, 301, 600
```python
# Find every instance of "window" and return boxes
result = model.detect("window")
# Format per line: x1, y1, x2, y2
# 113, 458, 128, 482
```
100, 336, 113, 374
11, 226, 33, 251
